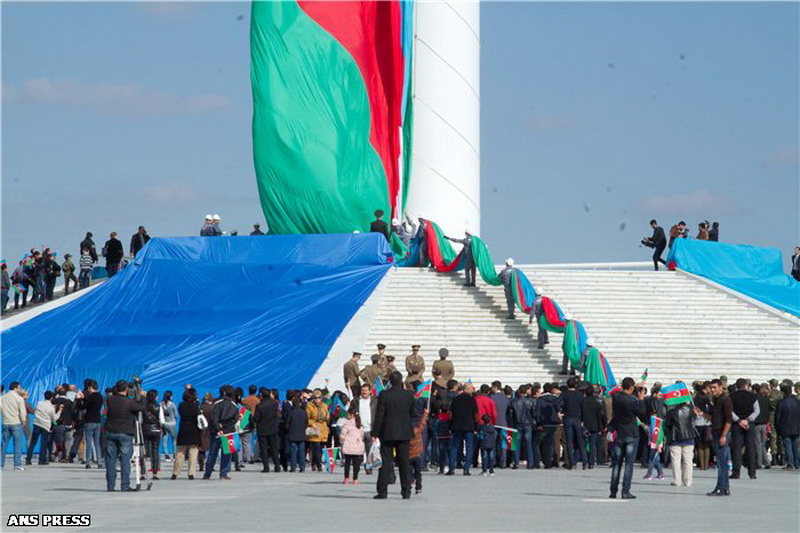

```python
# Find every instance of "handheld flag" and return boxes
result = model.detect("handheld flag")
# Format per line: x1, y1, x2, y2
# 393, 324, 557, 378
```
641, 368, 649, 382
323, 447, 340, 473
649, 416, 664, 446
373, 376, 385, 397
497, 426, 520, 451
238, 406, 251, 432
330, 396, 348, 419
221, 432, 240, 454
415, 380, 432, 400
662, 382, 692, 406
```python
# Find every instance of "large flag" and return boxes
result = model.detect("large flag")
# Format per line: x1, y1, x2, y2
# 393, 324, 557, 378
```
238, 405, 252, 432
650, 416, 664, 446
415, 379, 432, 400
373, 376, 385, 397
330, 396, 348, 419
662, 382, 692, 406
496, 426, 519, 451
323, 447, 340, 473
221, 432, 240, 455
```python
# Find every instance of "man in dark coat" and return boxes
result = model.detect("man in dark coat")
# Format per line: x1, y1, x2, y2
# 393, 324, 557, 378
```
446, 231, 476, 286
103, 232, 125, 278
608, 378, 647, 499
369, 209, 389, 241
448, 383, 478, 476
498, 259, 516, 319
775, 384, 800, 469
643, 219, 667, 271
791, 247, 800, 281
372, 371, 415, 499
129, 226, 151, 257
253, 390, 280, 473
80, 232, 98, 263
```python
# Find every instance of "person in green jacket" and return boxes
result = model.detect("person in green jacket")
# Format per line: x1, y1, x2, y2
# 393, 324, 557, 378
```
62, 254, 78, 295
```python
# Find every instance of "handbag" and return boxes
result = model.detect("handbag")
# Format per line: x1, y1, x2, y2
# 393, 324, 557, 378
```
305, 426, 320, 438
365, 440, 383, 470
197, 413, 208, 430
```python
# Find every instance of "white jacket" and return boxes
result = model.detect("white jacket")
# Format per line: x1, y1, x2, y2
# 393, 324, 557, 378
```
33, 400, 59, 431
1, 390, 28, 426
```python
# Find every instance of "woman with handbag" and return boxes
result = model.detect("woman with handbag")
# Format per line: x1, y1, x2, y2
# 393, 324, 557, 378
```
198, 393, 215, 468
142, 389, 163, 479
172, 388, 201, 480
305, 390, 330, 472
286, 396, 309, 472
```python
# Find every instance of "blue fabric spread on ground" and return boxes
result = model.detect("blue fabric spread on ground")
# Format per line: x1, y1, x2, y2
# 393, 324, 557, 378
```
2, 234, 392, 399
668, 239, 800, 316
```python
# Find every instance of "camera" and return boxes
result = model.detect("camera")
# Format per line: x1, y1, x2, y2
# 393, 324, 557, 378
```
641, 238, 655, 249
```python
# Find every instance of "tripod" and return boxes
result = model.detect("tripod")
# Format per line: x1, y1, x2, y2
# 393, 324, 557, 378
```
130, 387, 153, 491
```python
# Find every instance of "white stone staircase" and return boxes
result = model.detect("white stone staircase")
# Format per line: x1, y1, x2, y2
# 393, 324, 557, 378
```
358, 266, 799, 387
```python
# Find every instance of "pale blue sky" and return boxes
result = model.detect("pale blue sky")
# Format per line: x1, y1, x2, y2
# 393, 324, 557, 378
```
2, 1, 798, 267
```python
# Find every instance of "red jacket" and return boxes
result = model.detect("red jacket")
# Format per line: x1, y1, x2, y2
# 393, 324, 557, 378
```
475, 395, 497, 425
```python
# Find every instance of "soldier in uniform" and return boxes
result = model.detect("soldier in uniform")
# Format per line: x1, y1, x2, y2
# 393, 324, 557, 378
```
405, 365, 423, 388
445, 231, 476, 286
373, 344, 389, 379
343, 352, 362, 398
432, 368, 448, 392
360, 353, 383, 389
431, 348, 454, 383
529, 290, 549, 349
405, 345, 425, 381
385, 355, 399, 377
499, 258, 515, 319
768, 378, 785, 465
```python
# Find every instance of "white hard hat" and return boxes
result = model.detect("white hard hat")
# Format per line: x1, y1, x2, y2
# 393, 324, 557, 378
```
212, 214, 221, 221
586, 337, 594, 346
205, 214, 213, 221
505, 258, 514, 266
391, 218, 400, 225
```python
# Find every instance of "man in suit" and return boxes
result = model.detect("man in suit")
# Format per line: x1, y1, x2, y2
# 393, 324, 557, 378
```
445, 231, 476, 286
644, 219, 667, 271
792, 247, 800, 281
372, 371, 415, 499
369, 210, 389, 241
343, 352, 362, 398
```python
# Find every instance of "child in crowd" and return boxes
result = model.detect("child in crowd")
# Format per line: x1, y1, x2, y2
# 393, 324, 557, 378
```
479, 413, 497, 476
436, 398, 452, 474
79, 247, 93, 289
341, 405, 364, 485
409, 408, 429, 494
644, 425, 665, 480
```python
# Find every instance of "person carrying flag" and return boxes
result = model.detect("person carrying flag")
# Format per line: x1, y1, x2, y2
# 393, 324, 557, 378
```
202, 385, 239, 481
499, 259, 515, 319
445, 231, 476, 287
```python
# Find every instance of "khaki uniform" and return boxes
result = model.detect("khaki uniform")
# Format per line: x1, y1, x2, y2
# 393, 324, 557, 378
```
405, 366, 424, 388
360, 364, 382, 388
768, 388, 784, 455
405, 354, 425, 378
343, 359, 361, 396
386, 362, 398, 377
374, 353, 389, 378
432, 359, 454, 382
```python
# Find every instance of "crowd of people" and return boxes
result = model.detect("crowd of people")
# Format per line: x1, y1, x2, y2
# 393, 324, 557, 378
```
641, 219, 721, 271
2, 358, 798, 500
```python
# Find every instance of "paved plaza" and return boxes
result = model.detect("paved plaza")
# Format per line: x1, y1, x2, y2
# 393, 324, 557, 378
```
2, 461, 799, 532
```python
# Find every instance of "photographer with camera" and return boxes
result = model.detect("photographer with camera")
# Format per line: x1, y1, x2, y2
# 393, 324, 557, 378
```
641, 220, 667, 271
104, 378, 145, 492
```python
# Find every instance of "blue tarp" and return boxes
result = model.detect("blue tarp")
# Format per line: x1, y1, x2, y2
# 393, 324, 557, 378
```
2, 234, 392, 400
668, 239, 800, 317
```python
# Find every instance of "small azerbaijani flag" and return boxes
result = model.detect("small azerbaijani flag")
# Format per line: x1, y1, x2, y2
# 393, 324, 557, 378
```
323, 447, 340, 473
331, 396, 348, 419
373, 376, 385, 397
497, 426, 520, 452
641, 368, 649, 382
415, 379, 432, 400
221, 432, 240, 455
238, 406, 251, 432
662, 382, 692, 406
12, 283, 25, 295
607, 384, 622, 396
650, 416, 664, 446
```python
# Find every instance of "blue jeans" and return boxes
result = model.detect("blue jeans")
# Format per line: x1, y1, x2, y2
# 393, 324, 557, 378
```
450, 430, 474, 473
564, 417, 587, 466
104, 432, 133, 491
513, 426, 535, 468
712, 431, 730, 491
161, 423, 177, 456
587, 431, 601, 466
79, 269, 91, 289
289, 441, 306, 471
1, 288, 9, 313
2, 424, 25, 468
84, 423, 102, 464
26, 426, 50, 464
646, 446, 663, 477
610, 436, 638, 495
203, 435, 232, 478
481, 448, 496, 472
782, 435, 800, 469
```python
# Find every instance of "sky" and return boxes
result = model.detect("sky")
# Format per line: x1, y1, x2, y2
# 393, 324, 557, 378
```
2, 1, 798, 268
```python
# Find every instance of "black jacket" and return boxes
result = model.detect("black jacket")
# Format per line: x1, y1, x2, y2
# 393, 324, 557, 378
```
370, 220, 389, 241
609, 393, 647, 439
665, 404, 697, 444
754, 395, 770, 425
254, 399, 280, 436
104, 394, 145, 435
776, 396, 800, 437
561, 390, 583, 419
535, 394, 563, 427
510, 396, 535, 428
80, 237, 98, 262
449, 393, 478, 432
582, 395, 607, 432
177, 401, 201, 446
373, 387, 415, 441
141, 403, 162, 438
130, 232, 151, 256
212, 398, 239, 434
82, 392, 104, 424
651, 226, 667, 247
103, 238, 124, 263
285, 405, 308, 442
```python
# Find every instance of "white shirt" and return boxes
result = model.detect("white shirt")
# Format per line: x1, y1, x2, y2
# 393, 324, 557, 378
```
358, 397, 372, 433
